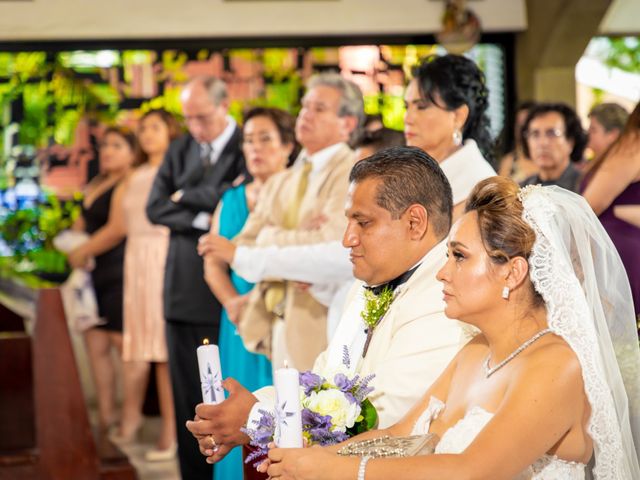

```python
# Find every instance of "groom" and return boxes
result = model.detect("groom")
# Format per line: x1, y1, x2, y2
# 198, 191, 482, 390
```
186, 146, 464, 462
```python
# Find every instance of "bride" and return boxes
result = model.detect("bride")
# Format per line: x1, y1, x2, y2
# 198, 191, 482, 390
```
263, 177, 640, 479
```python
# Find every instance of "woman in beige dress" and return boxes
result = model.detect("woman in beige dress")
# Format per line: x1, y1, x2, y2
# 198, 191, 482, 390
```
119, 109, 182, 459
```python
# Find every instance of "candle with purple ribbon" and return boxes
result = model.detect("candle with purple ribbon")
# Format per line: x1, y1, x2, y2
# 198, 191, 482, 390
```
196, 338, 224, 404
273, 362, 303, 448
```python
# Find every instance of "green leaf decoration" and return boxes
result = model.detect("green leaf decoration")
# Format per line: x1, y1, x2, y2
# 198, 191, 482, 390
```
360, 286, 395, 330
346, 398, 378, 436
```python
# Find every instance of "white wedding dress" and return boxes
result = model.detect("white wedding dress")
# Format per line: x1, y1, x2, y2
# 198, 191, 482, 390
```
411, 397, 585, 479
402, 185, 640, 479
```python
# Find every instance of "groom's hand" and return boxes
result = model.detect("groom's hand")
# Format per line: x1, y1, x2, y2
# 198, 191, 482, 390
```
186, 378, 257, 462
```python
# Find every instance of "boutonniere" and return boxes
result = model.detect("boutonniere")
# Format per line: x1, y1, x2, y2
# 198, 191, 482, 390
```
360, 286, 395, 357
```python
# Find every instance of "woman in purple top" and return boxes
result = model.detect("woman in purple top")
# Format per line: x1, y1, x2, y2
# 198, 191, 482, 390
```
582, 101, 640, 321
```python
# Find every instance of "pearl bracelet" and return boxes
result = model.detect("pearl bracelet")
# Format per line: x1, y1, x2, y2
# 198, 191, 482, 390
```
358, 455, 372, 480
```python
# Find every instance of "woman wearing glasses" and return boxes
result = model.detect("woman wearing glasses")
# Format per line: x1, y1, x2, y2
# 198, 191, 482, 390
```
519, 103, 588, 192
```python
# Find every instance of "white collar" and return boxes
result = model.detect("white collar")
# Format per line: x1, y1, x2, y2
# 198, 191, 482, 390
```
298, 142, 345, 174
439, 140, 496, 205
415, 240, 447, 274
362, 240, 446, 291
400, 240, 447, 287
208, 115, 237, 157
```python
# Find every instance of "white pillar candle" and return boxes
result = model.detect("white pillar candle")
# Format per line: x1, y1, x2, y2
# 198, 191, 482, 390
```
273, 364, 303, 448
196, 338, 224, 404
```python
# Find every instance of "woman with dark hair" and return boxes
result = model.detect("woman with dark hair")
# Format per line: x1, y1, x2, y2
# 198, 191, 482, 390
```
353, 127, 405, 161
519, 102, 587, 192
498, 100, 538, 182
404, 54, 496, 220
198, 106, 297, 480
262, 177, 640, 479
582, 101, 640, 318
68, 126, 135, 434
69, 111, 183, 459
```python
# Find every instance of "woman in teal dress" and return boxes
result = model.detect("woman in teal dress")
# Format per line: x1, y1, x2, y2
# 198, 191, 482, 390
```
202, 107, 298, 480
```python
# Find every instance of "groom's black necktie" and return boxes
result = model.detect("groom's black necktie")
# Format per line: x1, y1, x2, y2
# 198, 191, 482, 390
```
364, 264, 420, 296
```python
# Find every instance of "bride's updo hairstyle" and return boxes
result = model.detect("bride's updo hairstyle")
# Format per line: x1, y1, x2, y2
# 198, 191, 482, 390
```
465, 176, 544, 307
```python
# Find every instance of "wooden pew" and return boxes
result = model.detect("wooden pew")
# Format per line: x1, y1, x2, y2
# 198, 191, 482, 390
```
0, 281, 136, 480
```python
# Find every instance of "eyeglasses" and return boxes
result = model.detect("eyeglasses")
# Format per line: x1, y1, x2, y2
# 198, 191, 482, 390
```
243, 135, 278, 147
524, 128, 565, 141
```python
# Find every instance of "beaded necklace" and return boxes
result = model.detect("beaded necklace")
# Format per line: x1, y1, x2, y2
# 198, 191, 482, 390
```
484, 328, 553, 378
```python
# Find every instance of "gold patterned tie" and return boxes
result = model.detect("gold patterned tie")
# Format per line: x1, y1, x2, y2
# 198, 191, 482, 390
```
264, 160, 313, 315
282, 160, 313, 229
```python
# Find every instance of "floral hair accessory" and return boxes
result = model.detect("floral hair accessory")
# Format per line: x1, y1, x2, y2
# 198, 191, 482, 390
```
517, 183, 542, 203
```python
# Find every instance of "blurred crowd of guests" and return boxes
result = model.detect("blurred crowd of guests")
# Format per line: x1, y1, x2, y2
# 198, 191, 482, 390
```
60, 53, 640, 479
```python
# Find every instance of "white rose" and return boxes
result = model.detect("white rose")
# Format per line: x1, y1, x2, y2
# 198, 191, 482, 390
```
305, 389, 361, 432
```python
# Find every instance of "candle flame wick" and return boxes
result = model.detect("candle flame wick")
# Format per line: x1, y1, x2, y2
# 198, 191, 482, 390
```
284, 360, 288, 368
203, 338, 210, 345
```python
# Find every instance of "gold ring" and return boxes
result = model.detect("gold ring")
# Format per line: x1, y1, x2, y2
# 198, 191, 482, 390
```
209, 435, 217, 448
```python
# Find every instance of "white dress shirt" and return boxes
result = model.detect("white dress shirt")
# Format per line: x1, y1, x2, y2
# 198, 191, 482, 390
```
296, 142, 345, 182
233, 240, 353, 341
204, 116, 237, 166
232, 241, 351, 285
191, 116, 238, 230
440, 139, 496, 205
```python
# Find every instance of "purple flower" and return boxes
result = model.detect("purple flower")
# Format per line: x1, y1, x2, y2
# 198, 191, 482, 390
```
299, 370, 324, 395
301, 408, 349, 446
302, 409, 332, 436
245, 446, 269, 468
242, 409, 275, 447
353, 374, 375, 403
244, 363, 377, 458
342, 345, 351, 369
334, 373, 357, 404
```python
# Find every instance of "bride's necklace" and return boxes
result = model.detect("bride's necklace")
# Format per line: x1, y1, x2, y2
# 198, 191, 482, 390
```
484, 328, 553, 378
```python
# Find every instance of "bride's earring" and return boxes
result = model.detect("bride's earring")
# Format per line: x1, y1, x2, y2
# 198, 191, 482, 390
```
501, 286, 510, 300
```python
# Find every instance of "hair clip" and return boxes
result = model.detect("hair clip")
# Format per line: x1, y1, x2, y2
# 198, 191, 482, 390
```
517, 184, 542, 203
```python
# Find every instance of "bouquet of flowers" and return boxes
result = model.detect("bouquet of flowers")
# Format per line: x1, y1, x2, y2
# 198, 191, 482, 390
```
243, 347, 378, 466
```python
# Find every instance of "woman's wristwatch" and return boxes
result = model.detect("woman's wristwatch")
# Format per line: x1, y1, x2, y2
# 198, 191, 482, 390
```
358, 455, 372, 480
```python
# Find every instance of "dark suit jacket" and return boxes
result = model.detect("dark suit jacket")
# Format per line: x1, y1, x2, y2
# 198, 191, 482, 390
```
146, 128, 245, 324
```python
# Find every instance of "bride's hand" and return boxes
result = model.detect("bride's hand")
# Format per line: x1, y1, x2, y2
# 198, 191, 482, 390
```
257, 438, 311, 473
266, 445, 332, 480
256, 442, 276, 473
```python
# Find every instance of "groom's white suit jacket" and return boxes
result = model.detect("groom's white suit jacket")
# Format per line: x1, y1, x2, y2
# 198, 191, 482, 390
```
251, 240, 464, 428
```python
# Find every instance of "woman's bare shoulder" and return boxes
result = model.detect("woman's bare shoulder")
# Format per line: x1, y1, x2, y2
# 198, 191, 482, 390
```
516, 337, 583, 389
